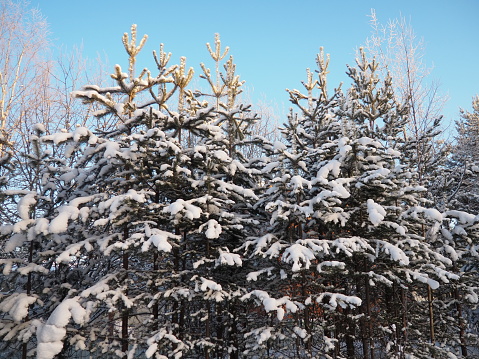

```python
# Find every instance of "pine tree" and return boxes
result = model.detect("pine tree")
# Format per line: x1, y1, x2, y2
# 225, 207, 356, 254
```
0, 124, 72, 359
447, 96, 479, 214
428, 96, 479, 357
1, 24, 478, 359
0, 26, 263, 359
241, 49, 461, 359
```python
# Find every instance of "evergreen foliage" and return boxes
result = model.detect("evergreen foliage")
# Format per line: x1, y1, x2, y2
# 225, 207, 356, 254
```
0, 26, 478, 359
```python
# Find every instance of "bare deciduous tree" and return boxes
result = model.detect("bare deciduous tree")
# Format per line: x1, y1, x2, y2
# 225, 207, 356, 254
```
363, 9, 448, 180
0, 0, 51, 156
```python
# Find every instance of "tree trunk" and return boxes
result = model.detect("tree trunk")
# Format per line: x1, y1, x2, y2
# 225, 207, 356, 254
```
205, 303, 210, 359
231, 305, 239, 359
400, 287, 408, 359
427, 285, 434, 343
152, 251, 159, 329
365, 275, 375, 359
22, 241, 34, 359
122, 226, 129, 358
345, 307, 355, 358
454, 286, 467, 357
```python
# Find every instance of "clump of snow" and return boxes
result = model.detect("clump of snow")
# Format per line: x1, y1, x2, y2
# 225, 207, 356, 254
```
257, 327, 272, 344
33, 123, 46, 133
4, 233, 28, 252
141, 226, 176, 253
145, 329, 185, 358
17, 263, 49, 275
201, 219, 222, 239
37, 298, 88, 359
49, 206, 80, 234
213, 150, 230, 162
293, 326, 307, 339
0, 293, 37, 322
316, 292, 362, 310
338, 137, 352, 158
246, 267, 274, 281
18, 193, 36, 220
215, 248, 242, 267
241, 290, 298, 321
445, 210, 476, 224
35, 218, 49, 235
465, 290, 478, 304
376, 240, 409, 265
424, 208, 443, 222
408, 270, 440, 290
316, 160, 341, 182
165, 198, 202, 220
100, 140, 121, 159
289, 175, 311, 194
367, 199, 386, 226
332, 236, 373, 257
72, 126, 91, 142
282, 243, 316, 271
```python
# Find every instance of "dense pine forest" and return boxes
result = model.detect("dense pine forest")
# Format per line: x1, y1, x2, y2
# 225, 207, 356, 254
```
0, 3, 478, 358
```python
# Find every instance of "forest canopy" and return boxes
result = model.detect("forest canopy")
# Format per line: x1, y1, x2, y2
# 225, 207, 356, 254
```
0, 4, 478, 358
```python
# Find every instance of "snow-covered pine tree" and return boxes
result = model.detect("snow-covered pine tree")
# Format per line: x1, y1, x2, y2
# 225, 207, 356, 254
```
241, 48, 460, 359
0, 26, 262, 359
0, 124, 73, 359
332, 49, 454, 359
158, 33, 261, 359
447, 96, 479, 214
427, 96, 479, 357
0, 25, 191, 358
239, 49, 355, 358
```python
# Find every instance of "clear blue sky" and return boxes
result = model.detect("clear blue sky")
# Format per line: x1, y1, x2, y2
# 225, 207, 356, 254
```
35, 0, 478, 131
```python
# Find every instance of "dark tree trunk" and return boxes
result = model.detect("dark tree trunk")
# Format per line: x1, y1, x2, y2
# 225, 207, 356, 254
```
427, 285, 435, 343
122, 226, 129, 358
455, 287, 468, 357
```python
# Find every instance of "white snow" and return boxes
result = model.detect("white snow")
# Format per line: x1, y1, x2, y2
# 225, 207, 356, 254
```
33, 123, 46, 133
367, 199, 386, 226
293, 326, 307, 339
4, 233, 29, 252
36, 297, 90, 359
273, 140, 286, 151
49, 206, 80, 234
316, 292, 362, 309
338, 137, 352, 157
246, 267, 274, 281
213, 150, 230, 162
290, 175, 311, 192
444, 210, 476, 224
241, 290, 298, 321
59, 169, 79, 182
282, 243, 315, 271
17, 263, 49, 275
316, 160, 341, 182
199, 277, 222, 292
141, 228, 175, 253
42, 132, 72, 145
48, 298, 88, 327
424, 208, 443, 222
18, 193, 36, 220
203, 219, 222, 239
165, 199, 203, 220
0, 293, 37, 322
376, 240, 409, 265
100, 140, 121, 159
71, 126, 90, 142
216, 249, 242, 267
